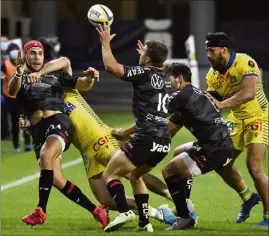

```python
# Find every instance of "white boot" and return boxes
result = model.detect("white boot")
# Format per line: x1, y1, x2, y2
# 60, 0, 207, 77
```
104, 210, 136, 232
134, 223, 154, 232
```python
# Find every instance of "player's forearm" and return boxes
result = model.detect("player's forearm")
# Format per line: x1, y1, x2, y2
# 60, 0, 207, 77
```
221, 90, 255, 109
75, 77, 95, 91
40, 57, 72, 75
8, 73, 22, 96
101, 43, 123, 77
124, 124, 136, 136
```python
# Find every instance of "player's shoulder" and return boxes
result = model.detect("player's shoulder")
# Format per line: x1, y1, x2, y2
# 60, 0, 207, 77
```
234, 53, 258, 68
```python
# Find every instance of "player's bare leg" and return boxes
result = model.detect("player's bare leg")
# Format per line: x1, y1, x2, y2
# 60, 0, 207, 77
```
246, 143, 269, 226
22, 136, 62, 226
214, 149, 260, 223
51, 158, 109, 228
142, 173, 171, 201
89, 172, 137, 211
102, 150, 137, 232
162, 153, 196, 230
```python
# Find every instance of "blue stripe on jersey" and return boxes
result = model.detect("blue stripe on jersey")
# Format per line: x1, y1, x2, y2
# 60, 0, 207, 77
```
242, 73, 258, 78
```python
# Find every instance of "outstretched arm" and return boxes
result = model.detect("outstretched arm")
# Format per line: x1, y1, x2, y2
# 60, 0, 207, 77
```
96, 24, 124, 78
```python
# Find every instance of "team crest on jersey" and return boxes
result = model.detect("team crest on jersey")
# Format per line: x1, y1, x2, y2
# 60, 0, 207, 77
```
151, 74, 164, 89
248, 60, 255, 68
230, 76, 237, 84
65, 102, 76, 115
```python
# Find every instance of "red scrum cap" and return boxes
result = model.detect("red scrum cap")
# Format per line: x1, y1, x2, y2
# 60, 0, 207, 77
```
23, 40, 44, 55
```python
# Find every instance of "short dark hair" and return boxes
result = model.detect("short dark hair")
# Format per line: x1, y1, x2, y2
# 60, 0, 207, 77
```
145, 40, 168, 67
206, 32, 233, 51
167, 63, 192, 83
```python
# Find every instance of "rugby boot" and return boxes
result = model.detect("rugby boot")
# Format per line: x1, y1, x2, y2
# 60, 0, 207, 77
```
254, 217, 269, 227
22, 207, 46, 226
236, 193, 260, 223
104, 210, 136, 232
92, 205, 109, 228
134, 223, 154, 232
165, 216, 195, 230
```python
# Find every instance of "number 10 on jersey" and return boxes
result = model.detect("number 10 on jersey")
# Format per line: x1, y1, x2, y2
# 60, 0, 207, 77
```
157, 93, 169, 113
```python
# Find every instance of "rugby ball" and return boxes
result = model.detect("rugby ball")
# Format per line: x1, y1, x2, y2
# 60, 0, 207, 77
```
87, 4, 114, 28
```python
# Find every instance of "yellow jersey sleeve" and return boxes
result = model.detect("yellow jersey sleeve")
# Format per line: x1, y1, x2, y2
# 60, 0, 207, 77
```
237, 56, 260, 79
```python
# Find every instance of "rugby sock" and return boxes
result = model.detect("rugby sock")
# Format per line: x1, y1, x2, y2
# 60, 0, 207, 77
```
239, 187, 253, 201
61, 180, 96, 213
38, 169, 54, 213
165, 175, 189, 218
107, 179, 129, 213
134, 194, 149, 227
185, 177, 194, 199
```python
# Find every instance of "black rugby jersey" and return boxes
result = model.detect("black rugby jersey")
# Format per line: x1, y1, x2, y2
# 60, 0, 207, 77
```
169, 84, 231, 144
16, 69, 78, 116
122, 66, 171, 138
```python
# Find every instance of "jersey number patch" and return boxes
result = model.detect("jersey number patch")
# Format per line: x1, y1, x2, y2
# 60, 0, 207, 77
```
157, 93, 169, 113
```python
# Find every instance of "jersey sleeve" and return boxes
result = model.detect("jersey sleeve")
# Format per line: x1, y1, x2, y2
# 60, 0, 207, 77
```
59, 70, 78, 88
238, 57, 260, 79
168, 90, 188, 114
122, 66, 146, 82
169, 111, 183, 126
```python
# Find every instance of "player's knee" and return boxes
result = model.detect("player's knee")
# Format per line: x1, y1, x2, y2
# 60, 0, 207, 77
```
162, 164, 174, 179
39, 151, 53, 167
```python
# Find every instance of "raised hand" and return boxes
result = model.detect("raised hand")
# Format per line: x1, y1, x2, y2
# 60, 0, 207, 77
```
15, 51, 25, 75
136, 40, 146, 55
84, 67, 99, 81
26, 72, 41, 84
96, 24, 116, 44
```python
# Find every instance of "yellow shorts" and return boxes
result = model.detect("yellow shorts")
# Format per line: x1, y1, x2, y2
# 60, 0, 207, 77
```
81, 134, 120, 179
226, 112, 268, 151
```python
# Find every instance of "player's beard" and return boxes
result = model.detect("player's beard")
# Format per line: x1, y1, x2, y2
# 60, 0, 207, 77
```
25, 61, 44, 73
211, 56, 226, 71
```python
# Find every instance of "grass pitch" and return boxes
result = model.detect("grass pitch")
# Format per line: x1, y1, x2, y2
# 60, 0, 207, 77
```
1, 112, 268, 236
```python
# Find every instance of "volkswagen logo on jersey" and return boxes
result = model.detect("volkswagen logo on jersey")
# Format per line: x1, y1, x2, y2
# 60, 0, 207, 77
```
151, 74, 164, 89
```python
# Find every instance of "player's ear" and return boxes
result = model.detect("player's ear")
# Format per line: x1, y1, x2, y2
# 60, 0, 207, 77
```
146, 56, 150, 64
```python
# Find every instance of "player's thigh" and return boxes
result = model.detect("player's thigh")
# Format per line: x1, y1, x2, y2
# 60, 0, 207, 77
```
226, 114, 244, 151
130, 165, 153, 181
103, 149, 137, 180
82, 151, 105, 180
244, 115, 268, 150
173, 141, 194, 157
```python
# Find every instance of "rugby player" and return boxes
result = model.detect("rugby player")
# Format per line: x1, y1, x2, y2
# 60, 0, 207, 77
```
8, 40, 104, 226
96, 25, 171, 232
161, 63, 234, 230
205, 32, 268, 227
22, 56, 177, 227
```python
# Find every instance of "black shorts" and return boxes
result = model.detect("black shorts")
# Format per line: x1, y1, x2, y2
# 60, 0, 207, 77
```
187, 139, 234, 174
121, 135, 171, 167
32, 113, 73, 161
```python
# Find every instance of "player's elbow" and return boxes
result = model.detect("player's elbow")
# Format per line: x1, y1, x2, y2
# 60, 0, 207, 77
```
104, 64, 114, 73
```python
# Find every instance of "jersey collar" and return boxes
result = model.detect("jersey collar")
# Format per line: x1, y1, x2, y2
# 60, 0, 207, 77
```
219, 51, 236, 74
